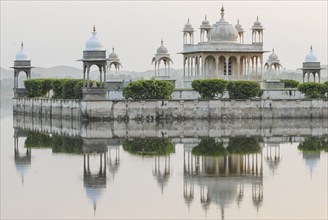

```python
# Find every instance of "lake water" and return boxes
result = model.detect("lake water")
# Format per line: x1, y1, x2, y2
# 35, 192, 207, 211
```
1, 97, 327, 219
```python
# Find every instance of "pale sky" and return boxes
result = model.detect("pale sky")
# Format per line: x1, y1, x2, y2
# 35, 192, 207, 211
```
1, 0, 327, 72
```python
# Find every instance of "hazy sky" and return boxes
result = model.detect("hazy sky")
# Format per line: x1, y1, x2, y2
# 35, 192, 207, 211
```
1, 0, 327, 72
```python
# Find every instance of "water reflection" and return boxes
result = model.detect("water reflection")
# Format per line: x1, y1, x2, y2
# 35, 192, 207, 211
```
123, 138, 174, 193
183, 137, 264, 218
9, 114, 328, 218
82, 139, 107, 214
298, 137, 328, 178
14, 128, 30, 184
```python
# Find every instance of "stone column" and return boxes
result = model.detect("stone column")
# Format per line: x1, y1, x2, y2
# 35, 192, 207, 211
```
225, 57, 229, 80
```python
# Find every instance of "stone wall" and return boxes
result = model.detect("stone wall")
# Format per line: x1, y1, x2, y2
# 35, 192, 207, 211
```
13, 98, 81, 119
14, 98, 328, 120
81, 99, 328, 119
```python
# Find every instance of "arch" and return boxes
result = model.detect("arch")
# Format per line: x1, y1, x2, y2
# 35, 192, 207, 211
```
219, 55, 226, 75
229, 56, 238, 76
204, 55, 215, 75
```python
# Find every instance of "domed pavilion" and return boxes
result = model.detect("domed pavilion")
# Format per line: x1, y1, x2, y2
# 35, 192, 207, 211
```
302, 46, 322, 82
181, 6, 266, 82
11, 42, 34, 97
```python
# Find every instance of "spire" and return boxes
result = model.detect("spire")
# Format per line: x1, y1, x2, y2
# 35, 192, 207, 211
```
220, 5, 225, 20
93, 24, 96, 32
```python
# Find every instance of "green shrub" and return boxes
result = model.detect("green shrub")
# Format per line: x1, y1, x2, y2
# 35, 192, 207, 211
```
297, 82, 328, 98
123, 80, 173, 100
51, 79, 65, 99
25, 131, 83, 154
192, 79, 227, 99
123, 138, 174, 156
323, 81, 328, 87
192, 138, 228, 156
41, 78, 54, 96
227, 137, 260, 154
298, 136, 328, 152
227, 81, 261, 99
24, 79, 43, 97
281, 79, 299, 88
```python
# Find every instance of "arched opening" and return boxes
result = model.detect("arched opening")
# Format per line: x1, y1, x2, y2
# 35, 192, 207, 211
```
205, 56, 215, 75
229, 56, 238, 76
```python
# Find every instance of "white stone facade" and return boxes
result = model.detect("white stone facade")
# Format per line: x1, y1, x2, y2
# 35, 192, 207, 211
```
181, 6, 265, 81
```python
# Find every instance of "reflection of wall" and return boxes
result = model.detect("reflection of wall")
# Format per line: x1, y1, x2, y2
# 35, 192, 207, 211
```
183, 144, 264, 218
14, 114, 328, 140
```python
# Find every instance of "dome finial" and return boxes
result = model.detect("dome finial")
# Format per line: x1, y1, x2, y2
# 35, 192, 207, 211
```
310, 45, 313, 51
237, 19, 239, 24
21, 41, 24, 48
273, 48, 274, 53
93, 24, 96, 32
112, 45, 114, 52
205, 14, 207, 20
161, 38, 163, 46
257, 16, 259, 21
220, 5, 225, 19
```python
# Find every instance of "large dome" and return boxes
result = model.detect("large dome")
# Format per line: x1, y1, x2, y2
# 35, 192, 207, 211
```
85, 26, 104, 51
209, 7, 239, 43
15, 42, 29, 60
305, 46, 317, 62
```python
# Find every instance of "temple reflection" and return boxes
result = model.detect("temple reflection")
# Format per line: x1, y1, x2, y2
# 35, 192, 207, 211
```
183, 137, 264, 218
298, 136, 328, 178
13, 128, 30, 185
152, 155, 171, 194
107, 143, 121, 180
264, 143, 282, 176
83, 139, 107, 215
11, 115, 328, 217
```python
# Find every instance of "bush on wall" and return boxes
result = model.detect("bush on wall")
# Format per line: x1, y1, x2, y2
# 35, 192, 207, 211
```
281, 79, 299, 88
227, 81, 261, 99
192, 79, 227, 99
23, 78, 99, 99
297, 82, 328, 98
123, 80, 173, 100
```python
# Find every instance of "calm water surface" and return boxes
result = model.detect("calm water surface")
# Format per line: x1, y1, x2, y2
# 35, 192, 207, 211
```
1, 98, 327, 219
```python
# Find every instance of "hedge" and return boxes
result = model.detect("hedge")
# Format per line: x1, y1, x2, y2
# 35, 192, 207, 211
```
123, 80, 173, 100
24, 78, 99, 99
24, 131, 83, 154
226, 137, 260, 154
298, 136, 328, 152
297, 82, 328, 98
192, 138, 228, 156
192, 79, 227, 99
281, 79, 299, 88
227, 81, 261, 99
122, 138, 174, 156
